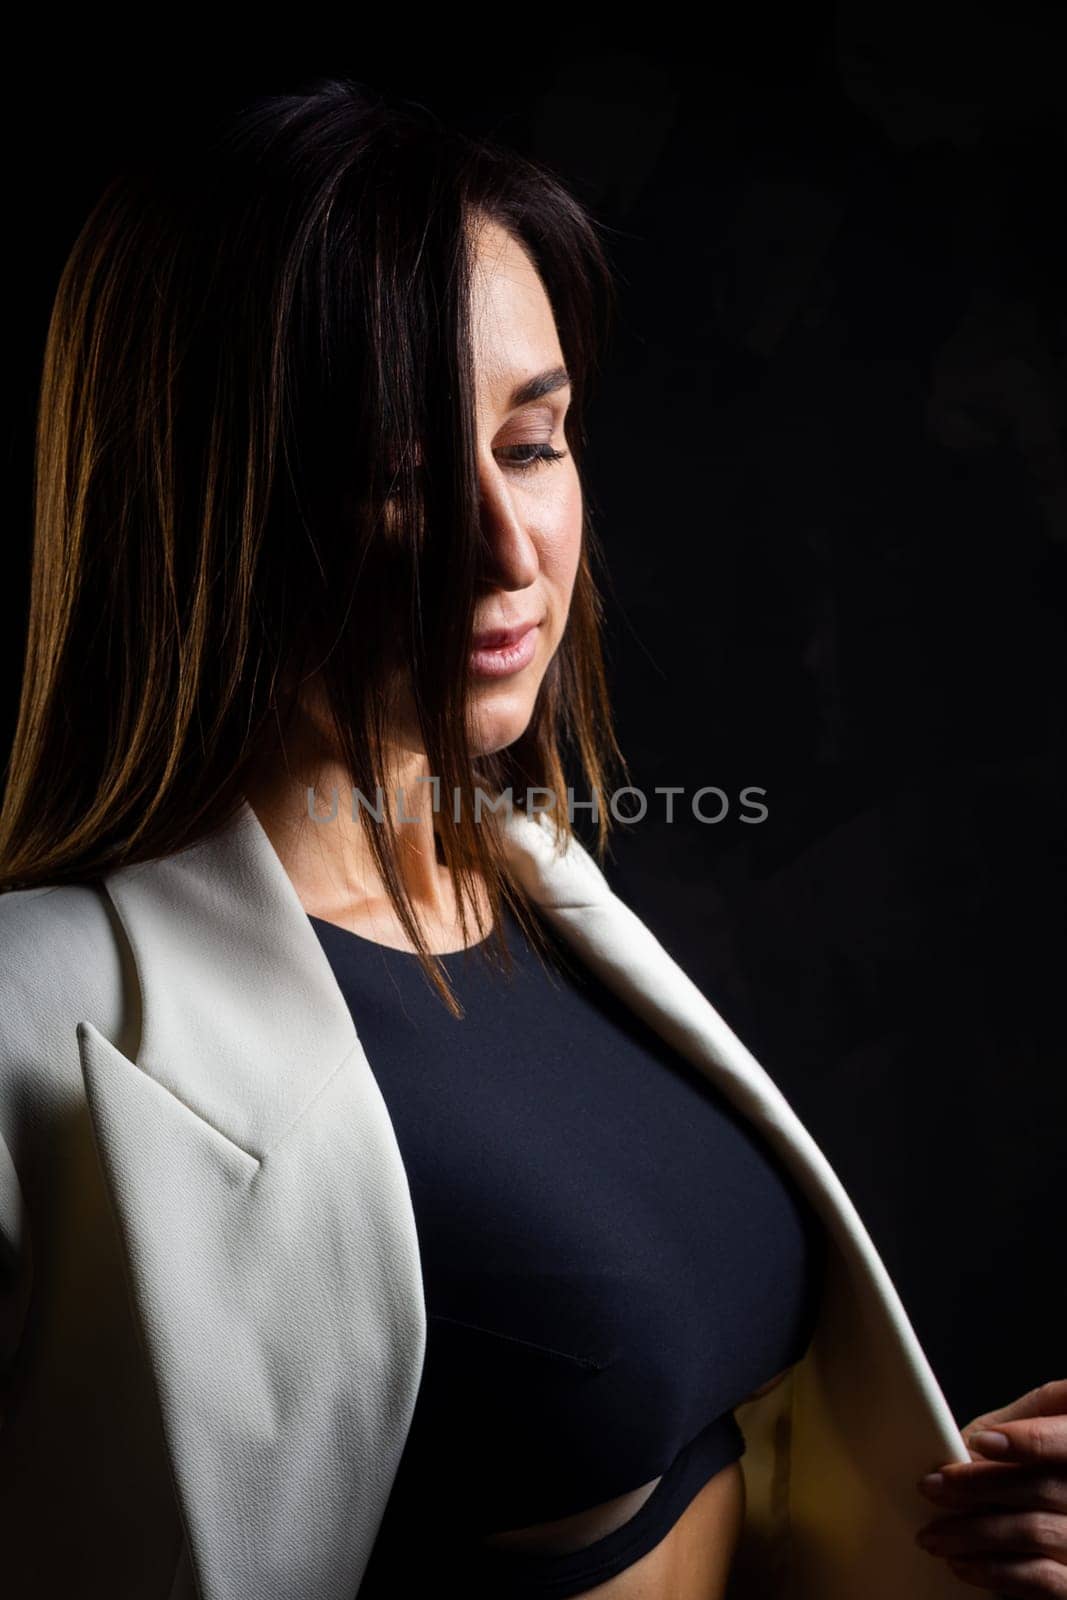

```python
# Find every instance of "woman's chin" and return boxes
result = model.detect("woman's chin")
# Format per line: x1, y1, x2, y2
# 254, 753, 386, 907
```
468, 690, 538, 758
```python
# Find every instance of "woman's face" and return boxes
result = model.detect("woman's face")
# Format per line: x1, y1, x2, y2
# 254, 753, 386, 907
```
391, 217, 584, 759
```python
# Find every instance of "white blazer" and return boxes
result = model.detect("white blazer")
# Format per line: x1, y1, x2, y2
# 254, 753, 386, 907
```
0, 796, 974, 1599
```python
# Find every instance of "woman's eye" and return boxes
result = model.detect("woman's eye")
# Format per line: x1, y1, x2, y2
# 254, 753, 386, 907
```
497, 443, 569, 475
384, 443, 568, 501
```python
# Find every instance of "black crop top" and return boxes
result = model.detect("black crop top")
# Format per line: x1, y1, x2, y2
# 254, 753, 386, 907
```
309, 899, 826, 1598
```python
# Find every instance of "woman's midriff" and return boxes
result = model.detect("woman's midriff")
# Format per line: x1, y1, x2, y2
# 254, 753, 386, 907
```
480, 1458, 746, 1600
478, 1366, 792, 1598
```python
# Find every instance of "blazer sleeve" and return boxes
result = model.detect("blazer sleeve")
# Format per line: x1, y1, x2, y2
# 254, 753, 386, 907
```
0, 880, 129, 1428
0, 899, 43, 1425
0, 1124, 30, 1404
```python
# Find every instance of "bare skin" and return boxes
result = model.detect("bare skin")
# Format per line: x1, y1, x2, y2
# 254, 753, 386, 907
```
518, 1458, 746, 1600
247, 218, 794, 1596
479, 1368, 791, 1600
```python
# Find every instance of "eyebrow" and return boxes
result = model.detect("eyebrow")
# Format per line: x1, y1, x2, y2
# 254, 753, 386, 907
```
506, 365, 572, 409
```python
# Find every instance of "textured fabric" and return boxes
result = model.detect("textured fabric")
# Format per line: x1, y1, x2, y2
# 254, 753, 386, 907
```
309, 900, 826, 1593
0, 797, 974, 1600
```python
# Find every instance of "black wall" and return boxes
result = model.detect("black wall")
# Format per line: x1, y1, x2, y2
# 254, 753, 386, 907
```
6, 6, 1065, 1431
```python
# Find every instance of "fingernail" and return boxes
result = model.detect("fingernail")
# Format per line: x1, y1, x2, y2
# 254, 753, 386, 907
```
919, 1472, 943, 1492
968, 1429, 1011, 1454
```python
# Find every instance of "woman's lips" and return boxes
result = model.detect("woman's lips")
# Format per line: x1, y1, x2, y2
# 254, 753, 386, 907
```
469, 621, 540, 678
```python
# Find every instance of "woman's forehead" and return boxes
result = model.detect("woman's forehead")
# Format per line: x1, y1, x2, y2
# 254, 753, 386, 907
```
469, 231, 562, 380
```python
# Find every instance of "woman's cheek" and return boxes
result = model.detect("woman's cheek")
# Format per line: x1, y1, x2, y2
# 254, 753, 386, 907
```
540, 471, 584, 589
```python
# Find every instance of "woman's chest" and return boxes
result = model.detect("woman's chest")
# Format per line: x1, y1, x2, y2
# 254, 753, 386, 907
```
314, 913, 826, 1529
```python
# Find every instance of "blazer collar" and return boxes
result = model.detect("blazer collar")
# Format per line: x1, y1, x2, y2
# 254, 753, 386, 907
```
89, 795, 797, 1160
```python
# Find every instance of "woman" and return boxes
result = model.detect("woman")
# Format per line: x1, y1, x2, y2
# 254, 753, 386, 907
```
0, 77, 1063, 1600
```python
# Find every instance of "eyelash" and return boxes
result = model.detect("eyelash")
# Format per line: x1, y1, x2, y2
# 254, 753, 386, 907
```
497, 443, 569, 475
385, 442, 567, 499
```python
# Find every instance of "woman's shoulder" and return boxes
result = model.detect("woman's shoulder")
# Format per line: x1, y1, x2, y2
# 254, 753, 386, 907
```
0, 880, 127, 1077
0, 877, 116, 963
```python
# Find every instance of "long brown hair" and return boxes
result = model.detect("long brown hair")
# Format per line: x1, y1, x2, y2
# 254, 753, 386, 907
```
0, 77, 630, 1009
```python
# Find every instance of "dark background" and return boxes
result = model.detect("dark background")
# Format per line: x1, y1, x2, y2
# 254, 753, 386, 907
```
6, 5, 1065, 1437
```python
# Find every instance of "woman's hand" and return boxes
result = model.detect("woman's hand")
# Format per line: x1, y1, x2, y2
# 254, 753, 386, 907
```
913, 1377, 1067, 1594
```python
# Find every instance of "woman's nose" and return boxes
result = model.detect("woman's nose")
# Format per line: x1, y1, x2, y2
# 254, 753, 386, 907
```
477, 469, 540, 590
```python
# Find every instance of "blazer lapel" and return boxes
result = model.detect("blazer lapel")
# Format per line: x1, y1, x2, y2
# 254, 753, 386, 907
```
77, 799, 427, 1600
78, 797, 970, 1600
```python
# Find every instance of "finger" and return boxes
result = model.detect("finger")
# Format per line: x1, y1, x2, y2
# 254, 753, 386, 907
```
921, 1460, 1034, 1498
965, 1378, 1067, 1431
963, 1414, 1067, 1467
944, 1553, 1067, 1596
919, 1462, 1067, 1514
913, 1506, 1067, 1563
